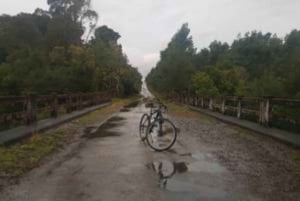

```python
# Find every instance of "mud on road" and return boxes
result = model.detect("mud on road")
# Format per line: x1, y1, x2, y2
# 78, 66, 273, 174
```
0, 99, 299, 201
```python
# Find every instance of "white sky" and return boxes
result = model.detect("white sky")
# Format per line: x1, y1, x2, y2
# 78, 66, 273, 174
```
1, 0, 300, 76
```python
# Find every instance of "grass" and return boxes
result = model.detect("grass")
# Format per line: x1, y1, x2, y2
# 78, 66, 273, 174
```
0, 96, 140, 179
0, 128, 72, 177
77, 96, 140, 125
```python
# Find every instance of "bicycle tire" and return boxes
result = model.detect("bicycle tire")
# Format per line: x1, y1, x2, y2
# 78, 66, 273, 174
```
139, 113, 150, 141
146, 118, 177, 152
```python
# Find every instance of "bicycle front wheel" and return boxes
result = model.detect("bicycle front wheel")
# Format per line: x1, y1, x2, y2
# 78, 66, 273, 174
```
139, 113, 150, 141
146, 118, 177, 152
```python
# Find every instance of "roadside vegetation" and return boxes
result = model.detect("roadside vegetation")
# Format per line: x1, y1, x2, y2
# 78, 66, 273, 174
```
0, 0, 142, 97
146, 23, 300, 98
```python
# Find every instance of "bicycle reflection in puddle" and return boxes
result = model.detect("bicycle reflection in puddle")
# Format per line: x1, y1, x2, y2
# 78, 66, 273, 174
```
147, 160, 188, 188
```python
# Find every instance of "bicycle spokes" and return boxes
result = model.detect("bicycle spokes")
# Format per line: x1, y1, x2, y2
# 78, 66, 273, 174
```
146, 119, 177, 151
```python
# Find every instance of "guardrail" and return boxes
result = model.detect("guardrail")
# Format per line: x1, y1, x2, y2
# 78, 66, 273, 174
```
175, 94, 300, 134
0, 92, 111, 131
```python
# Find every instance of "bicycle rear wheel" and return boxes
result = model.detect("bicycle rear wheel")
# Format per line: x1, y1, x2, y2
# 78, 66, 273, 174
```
146, 118, 177, 151
139, 113, 150, 141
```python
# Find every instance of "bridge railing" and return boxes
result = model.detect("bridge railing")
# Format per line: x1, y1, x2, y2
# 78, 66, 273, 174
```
0, 92, 111, 131
177, 94, 300, 134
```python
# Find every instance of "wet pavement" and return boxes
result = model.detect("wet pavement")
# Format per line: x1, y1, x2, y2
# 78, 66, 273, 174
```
0, 102, 254, 201
1, 85, 299, 201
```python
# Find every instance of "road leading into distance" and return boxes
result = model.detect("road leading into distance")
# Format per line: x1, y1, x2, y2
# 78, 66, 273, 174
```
1, 85, 299, 201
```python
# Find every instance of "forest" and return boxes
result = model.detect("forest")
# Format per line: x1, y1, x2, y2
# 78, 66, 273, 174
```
0, 0, 142, 97
146, 23, 300, 98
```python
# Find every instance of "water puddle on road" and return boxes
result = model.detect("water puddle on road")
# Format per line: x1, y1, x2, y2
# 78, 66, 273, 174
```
147, 158, 228, 200
83, 116, 125, 138
147, 160, 188, 189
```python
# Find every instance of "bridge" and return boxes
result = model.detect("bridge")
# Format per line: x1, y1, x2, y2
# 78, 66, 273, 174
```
0, 86, 299, 201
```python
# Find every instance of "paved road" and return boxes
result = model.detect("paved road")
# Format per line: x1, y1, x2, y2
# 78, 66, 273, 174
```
1, 87, 299, 201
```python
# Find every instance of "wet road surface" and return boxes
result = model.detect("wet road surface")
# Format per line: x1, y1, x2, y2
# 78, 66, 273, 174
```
1, 101, 261, 201
1, 88, 299, 200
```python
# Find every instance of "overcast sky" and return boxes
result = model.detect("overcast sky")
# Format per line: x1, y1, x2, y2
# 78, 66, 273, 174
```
1, 0, 300, 76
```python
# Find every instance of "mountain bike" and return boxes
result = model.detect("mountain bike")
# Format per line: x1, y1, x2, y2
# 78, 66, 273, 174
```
139, 101, 177, 152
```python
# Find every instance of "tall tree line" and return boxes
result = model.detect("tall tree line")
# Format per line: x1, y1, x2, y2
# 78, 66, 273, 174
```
146, 24, 300, 98
0, 0, 142, 96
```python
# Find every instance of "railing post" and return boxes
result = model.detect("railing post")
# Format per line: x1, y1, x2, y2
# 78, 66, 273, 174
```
93, 93, 97, 106
195, 96, 199, 107
78, 93, 82, 109
259, 97, 271, 126
264, 97, 271, 127
185, 94, 187, 104
237, 97, 242, 119
201, 97, 204, 108
259, 98, 264, 124
209, 97, 213, 110
25, 93, 37, 125
51, 93, 58, 118
66, 94, 72, 113
221, 98, 226, 114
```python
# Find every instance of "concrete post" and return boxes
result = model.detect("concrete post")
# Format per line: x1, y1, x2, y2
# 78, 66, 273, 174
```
193, 96, 196, 106
209, 98, 213, 110
259, 99, 264, 124
51, 93, 58, 118
66, 94, 72, 113
237, 98, 242, 119
195, 96, 199, 107
259, 97, 271, 126
264, 97, 271, 126
221, 98, 226, 114
25, 93, 37, 125
78, 93, 82, 109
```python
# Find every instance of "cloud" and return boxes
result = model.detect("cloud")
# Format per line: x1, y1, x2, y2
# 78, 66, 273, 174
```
1, 0, 300, 77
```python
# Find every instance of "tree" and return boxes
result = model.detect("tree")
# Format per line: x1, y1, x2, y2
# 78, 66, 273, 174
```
0, 0, 142, 96
147, 23, 196, 94
147, 25, 300, 99
192, 72, 219, 96
47, 0, 98, 41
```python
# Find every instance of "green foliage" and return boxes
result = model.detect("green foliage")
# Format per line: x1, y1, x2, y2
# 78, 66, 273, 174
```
0, 130, 67, 176
192, 72, 219, 96
147, 23, 196, 94
0, 0, 142, 96
147, 25, 300, 98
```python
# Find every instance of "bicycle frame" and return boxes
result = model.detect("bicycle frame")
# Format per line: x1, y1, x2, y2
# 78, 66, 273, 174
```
149, 106, 164, 136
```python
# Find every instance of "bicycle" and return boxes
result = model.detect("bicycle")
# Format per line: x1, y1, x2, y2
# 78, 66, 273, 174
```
139, 101, 177, 152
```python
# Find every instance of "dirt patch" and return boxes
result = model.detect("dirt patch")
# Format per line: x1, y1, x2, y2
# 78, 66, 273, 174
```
120, 108, 130, 112
83, 116, 125, 138
124, 100, 140, 108
145, 102, 154, 108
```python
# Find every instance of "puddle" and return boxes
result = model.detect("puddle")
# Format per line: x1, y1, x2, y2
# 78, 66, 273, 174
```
147, 158, 226, 192
83, 116, 125, 138
147, 160, 188, 188
179, 152, 192, 157
83, 126, 97, 135
120, 108, 130, 112
166, 149, 177, 154
188, 161, 226, 174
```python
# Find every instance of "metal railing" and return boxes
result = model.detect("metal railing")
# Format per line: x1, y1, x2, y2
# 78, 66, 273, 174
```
0, 92, 112, 131
176, 94, 300, 134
